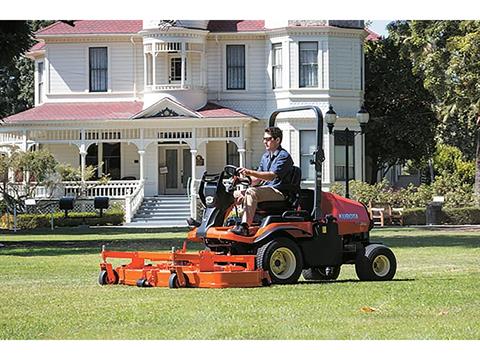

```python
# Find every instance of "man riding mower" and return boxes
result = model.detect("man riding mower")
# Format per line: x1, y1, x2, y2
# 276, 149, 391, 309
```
99, 106, 397, 288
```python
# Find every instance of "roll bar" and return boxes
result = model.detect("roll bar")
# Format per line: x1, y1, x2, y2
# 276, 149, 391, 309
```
269, 106, 325, 221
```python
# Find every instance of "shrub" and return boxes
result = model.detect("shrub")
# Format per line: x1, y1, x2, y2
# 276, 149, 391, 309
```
3, 209, 124, 230
440, 207, 480, 225
403, 208, 427, 225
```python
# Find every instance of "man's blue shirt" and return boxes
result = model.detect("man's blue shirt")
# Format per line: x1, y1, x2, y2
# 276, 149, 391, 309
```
257, 146, 293, 190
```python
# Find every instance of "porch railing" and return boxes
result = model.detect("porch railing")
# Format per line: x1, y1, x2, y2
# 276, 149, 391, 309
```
62, 180, 141, 198
124, 180, 145, 223
6, 180, 141, 199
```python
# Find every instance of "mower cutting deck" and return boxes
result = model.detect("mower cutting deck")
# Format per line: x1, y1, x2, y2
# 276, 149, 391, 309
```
98, 106, 397, 289
99, 245, 270, 288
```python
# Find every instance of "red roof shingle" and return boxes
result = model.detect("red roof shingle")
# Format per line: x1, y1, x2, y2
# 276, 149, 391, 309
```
4, 101, 249, 123
36, 20, 143, 35
207, 20, 265, 32
197, 102, 249, 118
4, 102, 144, 122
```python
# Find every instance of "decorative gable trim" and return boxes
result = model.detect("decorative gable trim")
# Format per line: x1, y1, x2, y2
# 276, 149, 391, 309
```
131, 97, 200, 119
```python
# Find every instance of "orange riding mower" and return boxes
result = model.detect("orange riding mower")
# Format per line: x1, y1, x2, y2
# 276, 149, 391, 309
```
99, 106, 397, 288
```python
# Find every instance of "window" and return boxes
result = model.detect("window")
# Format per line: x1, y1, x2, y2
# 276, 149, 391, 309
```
89, 47, 108, 92
300, 130, 316, 181
299, 42, 318, 88
226, 142, 239, 167
226, 45, 245, 90
37, 62, 44, 102
334, 131, 355, 181
169, 57, 185, 82
272, 43, 282, 89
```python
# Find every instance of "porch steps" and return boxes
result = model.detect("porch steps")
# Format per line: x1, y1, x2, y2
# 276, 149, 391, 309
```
129, 195, 191, 227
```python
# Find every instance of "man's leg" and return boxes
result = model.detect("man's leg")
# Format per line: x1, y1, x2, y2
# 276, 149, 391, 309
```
242, 186, 285, 225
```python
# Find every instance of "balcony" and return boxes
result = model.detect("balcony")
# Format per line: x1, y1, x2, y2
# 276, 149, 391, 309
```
143, 37, 207, 109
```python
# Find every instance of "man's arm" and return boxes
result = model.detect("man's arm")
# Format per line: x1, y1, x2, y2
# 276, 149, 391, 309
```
238, 168, 276, 182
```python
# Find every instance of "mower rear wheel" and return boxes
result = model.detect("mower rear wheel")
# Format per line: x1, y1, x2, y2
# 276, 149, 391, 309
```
355, 244, 397, 281
302, 266, 341, 281
256, 237, 303, 284
98, 269, 119, 286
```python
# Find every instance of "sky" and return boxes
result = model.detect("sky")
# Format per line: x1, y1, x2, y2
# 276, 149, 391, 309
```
369, 20, 392, 37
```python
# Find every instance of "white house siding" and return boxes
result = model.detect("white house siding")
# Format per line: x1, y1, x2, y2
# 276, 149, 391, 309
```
48, 44, 86, 93
42, 143, 80, 167
110, 42, 136, 92
205, 40, 221, 93
47, 40, 141, 98
206, 39, 268, 118
329, 37, 362, 91
206, 141, 226, 173
121, 143, 140, 179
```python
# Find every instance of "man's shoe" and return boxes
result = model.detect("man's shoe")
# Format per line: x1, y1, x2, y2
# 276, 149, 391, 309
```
230, 223, 250, 236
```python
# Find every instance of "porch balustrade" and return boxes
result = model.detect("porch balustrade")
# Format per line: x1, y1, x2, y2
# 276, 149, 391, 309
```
124, 180, 145, 223
7, 180, 142, 199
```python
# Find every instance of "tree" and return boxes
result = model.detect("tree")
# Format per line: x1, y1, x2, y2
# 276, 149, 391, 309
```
0, 147, 58, 213
0, 21, 56, 120
387, 20, 480, 199
364, 37, 437, 183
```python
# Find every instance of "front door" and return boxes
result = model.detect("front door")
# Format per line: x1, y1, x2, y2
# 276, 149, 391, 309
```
158, 146, 191, 195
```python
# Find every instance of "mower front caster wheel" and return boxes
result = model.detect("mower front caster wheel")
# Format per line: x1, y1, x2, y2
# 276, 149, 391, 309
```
355, 244, 397, 281
168, 273, 189, 288
98, 269, 119, 286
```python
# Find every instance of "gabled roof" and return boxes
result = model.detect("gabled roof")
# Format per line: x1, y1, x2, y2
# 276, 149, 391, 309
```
35, 20, 143, 36
3, 101, 249, 123
34, 20, 266, 36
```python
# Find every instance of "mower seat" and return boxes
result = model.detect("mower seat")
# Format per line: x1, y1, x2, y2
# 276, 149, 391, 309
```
256, 166, 301, 215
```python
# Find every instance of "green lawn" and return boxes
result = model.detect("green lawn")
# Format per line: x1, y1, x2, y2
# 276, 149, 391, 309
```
0, 227, 479, 339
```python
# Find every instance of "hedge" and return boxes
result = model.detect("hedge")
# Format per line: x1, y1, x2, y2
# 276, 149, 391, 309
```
403, 207, 480, 225
0, 210, 124, 230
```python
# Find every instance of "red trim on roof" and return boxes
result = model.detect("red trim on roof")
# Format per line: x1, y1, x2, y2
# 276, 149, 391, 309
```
4, 102, 144, 122
197, 102, 249, 118
207, 20, 265, 32
36, 20, 143, 35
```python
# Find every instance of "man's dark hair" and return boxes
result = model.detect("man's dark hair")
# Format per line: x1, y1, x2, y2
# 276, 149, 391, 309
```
264, 127, 283, 142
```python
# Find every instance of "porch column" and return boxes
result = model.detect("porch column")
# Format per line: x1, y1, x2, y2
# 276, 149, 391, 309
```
138, 150, 145, 181
79, 149, 87, 183
190, 148, 198, 220
238, 148, 246, 168
152, 51, 156, 89
181, 42, 186, 88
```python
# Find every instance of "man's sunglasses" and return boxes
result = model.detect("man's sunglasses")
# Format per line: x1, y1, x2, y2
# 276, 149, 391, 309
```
263, 136, 275, 142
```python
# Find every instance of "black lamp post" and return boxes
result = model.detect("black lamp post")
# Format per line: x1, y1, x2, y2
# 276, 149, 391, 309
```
324, 104, 370, 198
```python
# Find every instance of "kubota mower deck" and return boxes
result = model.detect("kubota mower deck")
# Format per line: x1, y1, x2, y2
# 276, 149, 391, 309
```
99, 245, 270, 288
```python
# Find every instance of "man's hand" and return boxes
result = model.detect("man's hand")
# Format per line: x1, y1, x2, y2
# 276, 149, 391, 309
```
238, 167, 252, 177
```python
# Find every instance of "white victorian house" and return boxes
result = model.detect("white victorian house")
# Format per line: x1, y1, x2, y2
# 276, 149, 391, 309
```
1, 20, 371, 225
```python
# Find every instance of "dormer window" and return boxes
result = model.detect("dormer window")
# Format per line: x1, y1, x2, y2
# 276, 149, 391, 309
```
89, 47, 108, 92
